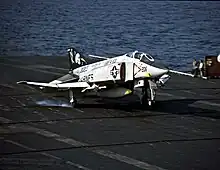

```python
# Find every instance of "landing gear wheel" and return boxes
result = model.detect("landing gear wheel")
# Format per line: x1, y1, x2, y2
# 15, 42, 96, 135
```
69, 90, 78, 108
140, 94, 149, 107
140, 96, 154, 108
70, 96, 77, 108
70, 100, 77, 108
148, 100, 152, 107
147, 100, 155, 108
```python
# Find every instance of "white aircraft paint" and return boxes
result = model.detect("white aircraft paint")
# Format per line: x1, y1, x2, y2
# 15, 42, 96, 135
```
16, 48, 199, 107
217, 53, 220, 62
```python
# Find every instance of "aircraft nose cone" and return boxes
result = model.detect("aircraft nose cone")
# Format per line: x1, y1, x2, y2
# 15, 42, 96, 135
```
150, 66, 169, 78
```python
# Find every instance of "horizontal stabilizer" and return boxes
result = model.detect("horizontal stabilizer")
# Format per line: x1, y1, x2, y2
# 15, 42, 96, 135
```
17, 81, 90, 89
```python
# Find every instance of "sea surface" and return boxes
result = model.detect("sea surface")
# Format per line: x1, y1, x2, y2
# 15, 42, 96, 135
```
0, 0, 219, 71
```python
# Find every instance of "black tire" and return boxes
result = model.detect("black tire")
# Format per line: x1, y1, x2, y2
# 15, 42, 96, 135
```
71, 102, 78, 108
70, 97, 78, 108
140, 94, 148, 106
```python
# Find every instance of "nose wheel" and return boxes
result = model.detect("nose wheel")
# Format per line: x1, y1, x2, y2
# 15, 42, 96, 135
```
69, 89, 77, 108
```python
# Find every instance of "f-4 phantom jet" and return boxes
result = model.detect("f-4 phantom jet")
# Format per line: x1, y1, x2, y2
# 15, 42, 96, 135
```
17, 47, 193, 107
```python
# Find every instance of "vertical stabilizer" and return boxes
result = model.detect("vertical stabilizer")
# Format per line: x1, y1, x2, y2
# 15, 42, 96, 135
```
67, 47, 87, 70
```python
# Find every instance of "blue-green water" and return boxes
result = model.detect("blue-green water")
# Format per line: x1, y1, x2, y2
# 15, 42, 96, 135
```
0, 0, 219, 70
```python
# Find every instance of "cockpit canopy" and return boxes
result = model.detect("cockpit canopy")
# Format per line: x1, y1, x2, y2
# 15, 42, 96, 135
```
124, 50, 168, 70
125, 50, 155, 63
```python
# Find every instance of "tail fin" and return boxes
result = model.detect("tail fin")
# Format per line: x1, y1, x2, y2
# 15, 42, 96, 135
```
67, 47, 87, 70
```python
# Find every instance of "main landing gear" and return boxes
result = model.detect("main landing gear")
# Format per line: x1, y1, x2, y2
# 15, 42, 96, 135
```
139, 80, 157, 107
69, 89, 77, 108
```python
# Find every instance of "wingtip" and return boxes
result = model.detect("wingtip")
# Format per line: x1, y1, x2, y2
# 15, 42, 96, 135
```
17, 81, 27, 85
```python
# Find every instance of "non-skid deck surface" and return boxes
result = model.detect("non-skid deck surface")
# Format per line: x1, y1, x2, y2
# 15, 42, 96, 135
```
0, 56, 220, 170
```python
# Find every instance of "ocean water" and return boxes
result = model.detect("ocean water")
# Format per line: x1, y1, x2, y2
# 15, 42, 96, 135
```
0, 0, 219, 71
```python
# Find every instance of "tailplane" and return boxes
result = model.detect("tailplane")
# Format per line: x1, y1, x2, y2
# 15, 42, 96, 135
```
67, 47, 87, 70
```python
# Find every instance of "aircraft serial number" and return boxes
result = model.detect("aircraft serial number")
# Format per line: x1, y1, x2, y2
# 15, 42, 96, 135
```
80, 66, 88, 73
104, 59, 117, 66
80, 74, 93, 82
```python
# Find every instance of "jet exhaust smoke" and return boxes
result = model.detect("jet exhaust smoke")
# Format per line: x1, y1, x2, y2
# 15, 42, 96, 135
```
35, 99, 72, 108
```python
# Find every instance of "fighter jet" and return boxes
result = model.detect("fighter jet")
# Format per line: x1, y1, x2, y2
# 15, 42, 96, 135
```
17, 47, 193, 107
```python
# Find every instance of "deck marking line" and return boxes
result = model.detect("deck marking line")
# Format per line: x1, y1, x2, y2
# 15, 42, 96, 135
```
0, 117, 166, 170
5, 139, 91, 170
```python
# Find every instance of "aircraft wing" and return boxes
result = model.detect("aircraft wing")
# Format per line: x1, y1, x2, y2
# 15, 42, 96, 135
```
88, 54, 109, 60
17, 81, 90, 89
49, 73, 79, 84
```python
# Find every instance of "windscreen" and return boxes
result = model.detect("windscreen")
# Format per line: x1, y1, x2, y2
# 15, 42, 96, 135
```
125, 51, 168, 69
134, 52, 155, 63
